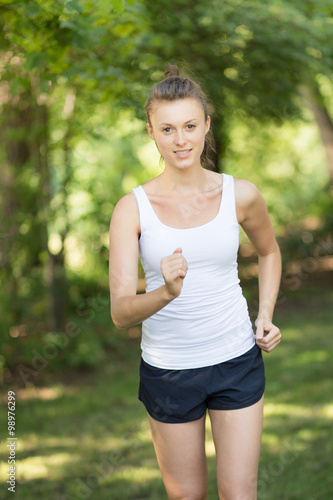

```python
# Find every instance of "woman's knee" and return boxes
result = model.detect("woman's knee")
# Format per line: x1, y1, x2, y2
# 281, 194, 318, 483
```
217, 480, 256, 500
168, 493, 207, 500
166, 483, 207, 500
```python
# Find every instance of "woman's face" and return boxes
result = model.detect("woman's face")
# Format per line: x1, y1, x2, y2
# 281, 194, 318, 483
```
147, 97, 210, 171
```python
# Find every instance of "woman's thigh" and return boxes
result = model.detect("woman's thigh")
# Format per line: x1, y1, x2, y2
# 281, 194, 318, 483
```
148, 413, 208, 500
209, 396, 264, 500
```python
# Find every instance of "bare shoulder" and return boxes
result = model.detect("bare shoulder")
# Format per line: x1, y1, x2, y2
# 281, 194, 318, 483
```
233, 177, 266, 223
234, 177, 262, 204
112, 192, 138, 214
110, 192, 140, 234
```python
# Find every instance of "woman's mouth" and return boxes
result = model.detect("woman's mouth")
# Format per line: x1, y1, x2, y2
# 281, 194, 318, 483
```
174, 149, 192, 158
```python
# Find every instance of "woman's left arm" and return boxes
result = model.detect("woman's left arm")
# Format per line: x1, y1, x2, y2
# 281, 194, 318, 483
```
235, 178, 282, 353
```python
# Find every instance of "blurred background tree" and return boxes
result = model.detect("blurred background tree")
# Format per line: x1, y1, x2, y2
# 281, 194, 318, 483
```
0, 0, 332, 382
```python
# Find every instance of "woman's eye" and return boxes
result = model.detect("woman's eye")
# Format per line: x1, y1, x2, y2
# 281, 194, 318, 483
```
163, 127, 172, 133
187, 124, 196, 130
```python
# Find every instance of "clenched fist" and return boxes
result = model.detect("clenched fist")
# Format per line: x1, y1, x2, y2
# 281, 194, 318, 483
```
160, 248, 188, 299
254, 318, 281, 353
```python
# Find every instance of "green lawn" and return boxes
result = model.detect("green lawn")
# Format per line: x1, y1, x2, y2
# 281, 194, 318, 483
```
1, 276, 332, 499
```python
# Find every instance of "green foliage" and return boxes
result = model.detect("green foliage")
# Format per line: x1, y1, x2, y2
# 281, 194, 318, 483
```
224, 115, 330, 229
135, 0, 333, 119
0, 0, 143, 104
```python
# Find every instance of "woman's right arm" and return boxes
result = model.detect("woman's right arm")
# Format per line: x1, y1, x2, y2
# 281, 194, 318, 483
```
109, 193, 187, 329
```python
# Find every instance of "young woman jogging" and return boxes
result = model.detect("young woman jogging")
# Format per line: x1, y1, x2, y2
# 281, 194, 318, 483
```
109, 65, 282, 500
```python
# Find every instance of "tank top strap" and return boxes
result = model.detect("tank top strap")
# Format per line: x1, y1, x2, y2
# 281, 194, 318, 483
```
132, 185, 154, 231
220, 173, 237, 224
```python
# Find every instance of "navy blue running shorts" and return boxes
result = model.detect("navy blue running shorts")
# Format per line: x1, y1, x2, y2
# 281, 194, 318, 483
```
138, 344, 265, 423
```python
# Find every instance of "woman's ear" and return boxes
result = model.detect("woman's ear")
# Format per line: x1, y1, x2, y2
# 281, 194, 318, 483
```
205, 116, 211, 134
146, 123, 155, 140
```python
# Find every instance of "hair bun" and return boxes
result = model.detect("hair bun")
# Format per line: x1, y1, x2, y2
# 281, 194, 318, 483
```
164, 64, 180, 79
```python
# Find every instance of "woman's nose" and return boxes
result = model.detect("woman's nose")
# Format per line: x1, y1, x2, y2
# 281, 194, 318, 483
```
174, 130, 186, 146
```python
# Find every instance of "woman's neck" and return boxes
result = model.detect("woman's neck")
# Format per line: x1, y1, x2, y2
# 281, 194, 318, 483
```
159, 165, 213, 196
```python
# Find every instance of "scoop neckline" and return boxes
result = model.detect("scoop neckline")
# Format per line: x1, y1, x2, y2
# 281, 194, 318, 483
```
139, 173, 225, 231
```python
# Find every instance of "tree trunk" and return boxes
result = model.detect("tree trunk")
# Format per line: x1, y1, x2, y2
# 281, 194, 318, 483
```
33, 101, 59, 331
31, 77, 67, 332
51, 91, 77, 328
302, 85, 333, 194
0, 96, 31, 329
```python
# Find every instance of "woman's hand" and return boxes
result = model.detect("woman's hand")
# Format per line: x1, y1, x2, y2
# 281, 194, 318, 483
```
254, 318, 281, 353
160, 248, 188, 299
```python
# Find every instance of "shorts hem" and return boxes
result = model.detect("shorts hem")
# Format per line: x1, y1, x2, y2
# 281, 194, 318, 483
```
207, 386, 265, 412
138, 396, 207, 424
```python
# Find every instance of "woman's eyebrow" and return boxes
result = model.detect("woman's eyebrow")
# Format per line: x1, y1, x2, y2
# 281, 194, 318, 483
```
159, 118, 199, 126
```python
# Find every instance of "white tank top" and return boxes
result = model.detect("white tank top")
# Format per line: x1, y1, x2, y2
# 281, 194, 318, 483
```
132, 173, 255, 369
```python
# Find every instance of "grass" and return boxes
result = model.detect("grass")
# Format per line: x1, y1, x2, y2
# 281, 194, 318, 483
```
0, 273, 332, 499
